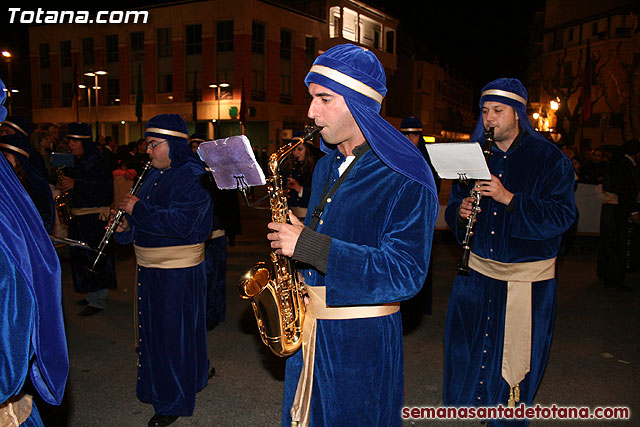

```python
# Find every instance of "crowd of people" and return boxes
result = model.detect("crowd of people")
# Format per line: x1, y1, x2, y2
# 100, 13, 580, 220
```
1, 42, 638, 427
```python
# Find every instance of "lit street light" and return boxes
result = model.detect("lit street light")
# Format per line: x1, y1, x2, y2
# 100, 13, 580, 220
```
2, 50, 15, 115
84, 70, 108, 139
209, 82, 230, 138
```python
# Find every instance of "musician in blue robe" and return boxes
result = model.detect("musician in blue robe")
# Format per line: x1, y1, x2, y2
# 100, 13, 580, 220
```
0, 82, 69, 426
267, 44, 439, 427
0, 133, 55, 233
0, 115, 46, 176
59, 122, 116, 316
115, 114, 213, 427
444, 78, 576, 426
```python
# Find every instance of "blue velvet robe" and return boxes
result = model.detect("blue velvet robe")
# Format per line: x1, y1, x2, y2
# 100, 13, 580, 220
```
68, 149, 117, 293
281, 148, 438, 426
116, 160, 212, 416
444, 132, 576, 426
0, 155, 68, 425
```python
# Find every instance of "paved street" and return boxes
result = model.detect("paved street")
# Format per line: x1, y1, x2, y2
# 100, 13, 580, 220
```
33, 192, 638, 426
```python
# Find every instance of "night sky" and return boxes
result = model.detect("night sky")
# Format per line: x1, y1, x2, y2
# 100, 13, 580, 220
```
0, 1, 546, 110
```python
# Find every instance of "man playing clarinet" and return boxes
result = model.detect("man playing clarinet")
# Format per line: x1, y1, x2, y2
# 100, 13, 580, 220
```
444, 78, 576, 425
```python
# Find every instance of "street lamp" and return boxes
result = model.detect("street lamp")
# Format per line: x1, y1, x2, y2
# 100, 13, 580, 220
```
209, 82, 230, 137
78, 84, 91, 124
2, 50, 14, 115
84, 70, 108, 138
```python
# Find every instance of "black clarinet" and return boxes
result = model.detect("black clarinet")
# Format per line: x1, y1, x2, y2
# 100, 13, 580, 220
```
89, 160, 153, 272
455, 127, 494, 274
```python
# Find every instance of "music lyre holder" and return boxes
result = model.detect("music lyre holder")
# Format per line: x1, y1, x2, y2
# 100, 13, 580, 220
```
197, 135, 268, 208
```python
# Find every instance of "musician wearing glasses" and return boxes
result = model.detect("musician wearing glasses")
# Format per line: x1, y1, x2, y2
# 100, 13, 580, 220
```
444, 78, 576, 418
267, 44, 439, 426
59, 122, 116, 317
113, 114, 213, 427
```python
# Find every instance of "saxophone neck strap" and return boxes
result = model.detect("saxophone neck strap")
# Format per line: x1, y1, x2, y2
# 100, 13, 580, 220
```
309, 143, 370, 231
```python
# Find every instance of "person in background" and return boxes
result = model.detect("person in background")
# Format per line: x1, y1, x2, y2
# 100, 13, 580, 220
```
597, 139, 640, 291
444, 78, 576, 425
399, 116, 440, 326
0, 133, 56, 234
283, 133, 317, 221
59, 122, 116, 316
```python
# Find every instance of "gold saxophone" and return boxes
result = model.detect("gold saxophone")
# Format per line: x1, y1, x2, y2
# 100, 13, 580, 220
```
238, 124, 323, 357
55, 167, 74, 225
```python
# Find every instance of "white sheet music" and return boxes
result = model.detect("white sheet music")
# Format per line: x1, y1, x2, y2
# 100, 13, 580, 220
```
425, 142, 491, 180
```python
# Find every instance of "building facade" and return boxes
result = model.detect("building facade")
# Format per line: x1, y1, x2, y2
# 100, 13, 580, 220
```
28, 0, 400, 151
538, 0, 639, 150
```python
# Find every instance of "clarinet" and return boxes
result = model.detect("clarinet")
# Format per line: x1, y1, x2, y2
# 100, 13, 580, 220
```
455, 127, 494, 274
90, 160, 153, 272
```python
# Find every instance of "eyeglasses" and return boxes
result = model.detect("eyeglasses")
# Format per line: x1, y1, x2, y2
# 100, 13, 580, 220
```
145, 140, 167, 151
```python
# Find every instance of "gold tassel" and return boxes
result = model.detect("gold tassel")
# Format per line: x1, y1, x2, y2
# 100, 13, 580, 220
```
514, 384, 520, 403
508, 387, 515, 407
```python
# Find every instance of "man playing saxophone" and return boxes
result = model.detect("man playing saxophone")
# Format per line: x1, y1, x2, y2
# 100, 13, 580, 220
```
113, 114, 213, 427
59, 122, 116, 316
267, 44, 439, 427
443, 78, 576, 423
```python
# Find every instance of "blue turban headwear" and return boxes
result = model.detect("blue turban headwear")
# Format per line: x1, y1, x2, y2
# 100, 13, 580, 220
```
3, 115, 31, 137
470, 78, 544, 143
0, 79, 7, 123
400, 116, 423, 136
145, 114, 199, 167
304, 44, 436, 192
66, 122, 98, 154
190, 133, 207, 143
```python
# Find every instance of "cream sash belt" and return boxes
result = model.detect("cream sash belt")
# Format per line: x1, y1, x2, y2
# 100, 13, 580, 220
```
468, 252, 556, 406
290, 286, 400, 427
71, 206, 111, 221
133, 243, 204, 269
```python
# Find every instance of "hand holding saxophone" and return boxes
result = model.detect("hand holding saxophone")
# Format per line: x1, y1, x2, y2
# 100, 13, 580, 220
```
57, 176, 75, 192
267, 210, 304, 257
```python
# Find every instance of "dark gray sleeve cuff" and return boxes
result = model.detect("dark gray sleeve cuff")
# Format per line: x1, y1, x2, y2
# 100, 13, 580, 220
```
292, 226, 331, 274
506, 194, 517, 213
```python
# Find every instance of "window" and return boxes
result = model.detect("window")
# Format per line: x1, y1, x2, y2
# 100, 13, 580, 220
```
186, 24, 202, 55
252, 21, 265, 54
61, 82, 73, 107
305, 36, 316, 66
342, 8, 357, 42
82, 38, 94, 66
592, 22, 598, 36
60, 41, 71, 67
329, 7, 340, 38
131, 32, 145, 94
280, 74, 291, 104
157, 28, 172, 57
280, 30, 292, 60
41, 83, 51, 108
158, 74, 172, 93
385, 30, 395, 54
107, 77, 120, 105
217, 21, 234, 52
106, 35, 119, 63
568, 28, 574, 43
359, 15, 381, 49
131, 31, 144, 61
39, 43, 50, 69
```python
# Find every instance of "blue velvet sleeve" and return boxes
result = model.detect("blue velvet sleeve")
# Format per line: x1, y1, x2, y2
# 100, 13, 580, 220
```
325, 180, 437, 306
509, 154, 576, 240
0, 247, 35, 402
130, 170, 212, 240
